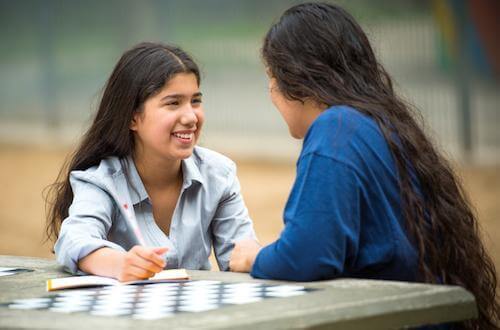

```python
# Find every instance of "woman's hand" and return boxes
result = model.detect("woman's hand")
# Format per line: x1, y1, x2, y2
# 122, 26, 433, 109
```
229, 239, 262, 273
115, 246, 168, 282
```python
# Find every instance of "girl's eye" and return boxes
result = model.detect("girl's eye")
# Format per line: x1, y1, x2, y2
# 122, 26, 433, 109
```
192, 98, 202, 104
166, 101, 179, 106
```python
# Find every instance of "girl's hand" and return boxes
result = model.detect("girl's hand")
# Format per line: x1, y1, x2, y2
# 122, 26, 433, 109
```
229, 239, 262, 273
115, 246, 168, 282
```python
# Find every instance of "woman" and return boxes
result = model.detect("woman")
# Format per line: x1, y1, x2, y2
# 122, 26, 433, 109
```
229, 3, 498, 329
45, 42, 255, 281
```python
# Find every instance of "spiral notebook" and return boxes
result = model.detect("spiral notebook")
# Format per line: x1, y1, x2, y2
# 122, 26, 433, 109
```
46, 268, 190, 291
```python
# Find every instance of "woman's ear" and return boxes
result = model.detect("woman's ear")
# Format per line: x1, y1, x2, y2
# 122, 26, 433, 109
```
268, 77, 278, 93
265, 67, 272, 78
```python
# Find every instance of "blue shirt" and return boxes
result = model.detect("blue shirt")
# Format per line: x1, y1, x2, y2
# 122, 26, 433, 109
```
251, 105, 418, 282
55, 146, 256, 274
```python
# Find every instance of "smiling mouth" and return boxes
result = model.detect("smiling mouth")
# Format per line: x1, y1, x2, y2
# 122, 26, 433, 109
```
172, 132, 194, 141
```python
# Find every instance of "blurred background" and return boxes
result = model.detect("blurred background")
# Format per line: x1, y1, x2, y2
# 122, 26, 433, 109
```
0, 0, 498, 281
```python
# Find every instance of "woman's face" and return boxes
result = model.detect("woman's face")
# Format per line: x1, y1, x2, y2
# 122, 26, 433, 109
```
130, 72, 204, 162
268, 77, 323, 139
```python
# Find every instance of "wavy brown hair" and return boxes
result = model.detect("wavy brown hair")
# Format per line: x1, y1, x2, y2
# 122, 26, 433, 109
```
262, 3, 499, 329
44, 42, 200, 243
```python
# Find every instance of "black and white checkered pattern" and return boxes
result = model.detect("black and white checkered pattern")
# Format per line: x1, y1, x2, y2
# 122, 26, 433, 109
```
4, 280, 315, 320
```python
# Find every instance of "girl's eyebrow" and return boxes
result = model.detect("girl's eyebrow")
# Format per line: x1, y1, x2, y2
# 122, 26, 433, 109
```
161, 92, 203, 101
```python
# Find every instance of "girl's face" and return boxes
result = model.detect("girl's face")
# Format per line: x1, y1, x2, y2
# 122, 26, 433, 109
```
130, 72, 204, 162
268, 77, 323, 139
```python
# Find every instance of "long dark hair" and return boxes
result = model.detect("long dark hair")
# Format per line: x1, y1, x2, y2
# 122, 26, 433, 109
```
262, 3, 498, 329
45, 42, 200, 243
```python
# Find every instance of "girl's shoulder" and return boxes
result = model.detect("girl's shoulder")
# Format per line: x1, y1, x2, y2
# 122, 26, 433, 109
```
189, 146, 238, 183
68, 156, 126, 195
69, 156, 123, 181
192, 146, 236, 172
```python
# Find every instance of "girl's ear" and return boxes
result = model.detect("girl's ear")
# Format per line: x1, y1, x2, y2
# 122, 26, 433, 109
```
129, 112, 139, 131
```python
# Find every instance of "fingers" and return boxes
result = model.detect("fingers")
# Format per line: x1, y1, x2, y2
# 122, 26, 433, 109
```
229, 243, 243, 272
122, 246, 167, 275
126, 253, 163, 274
229, 239, 262, 273
229, 257, 238, 272
152, 247, 169, 256
118, 264, 155, 282
116, 246, 170, 282
128, 264, 156, 280
132, 246, 167, 269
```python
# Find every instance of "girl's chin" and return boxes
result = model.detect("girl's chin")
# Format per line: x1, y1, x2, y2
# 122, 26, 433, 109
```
172, 146, 195, 159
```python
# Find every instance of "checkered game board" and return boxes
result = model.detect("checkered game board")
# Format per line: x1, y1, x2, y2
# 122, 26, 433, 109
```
2, 280, 316, 320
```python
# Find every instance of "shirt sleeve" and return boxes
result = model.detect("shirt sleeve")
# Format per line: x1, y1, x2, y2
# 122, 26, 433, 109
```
54, 175, 126, 275
211, 162, 256, 271
251, 153, 361, 281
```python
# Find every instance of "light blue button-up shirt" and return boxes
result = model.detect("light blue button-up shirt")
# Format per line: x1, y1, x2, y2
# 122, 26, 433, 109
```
55, 146, 256, 274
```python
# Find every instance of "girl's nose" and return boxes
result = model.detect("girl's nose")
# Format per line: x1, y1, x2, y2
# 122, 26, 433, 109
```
180, 106, 198, 125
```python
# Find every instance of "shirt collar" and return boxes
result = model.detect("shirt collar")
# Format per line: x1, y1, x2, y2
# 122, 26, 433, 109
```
126, 154, 205, 206
181, 153, 205, 189
126, 156, 149, 206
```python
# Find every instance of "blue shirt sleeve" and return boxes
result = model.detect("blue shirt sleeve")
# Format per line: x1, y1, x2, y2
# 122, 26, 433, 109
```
251, 152, 361, 281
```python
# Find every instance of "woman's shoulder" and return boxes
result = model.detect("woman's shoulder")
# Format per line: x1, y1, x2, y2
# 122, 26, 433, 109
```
304, 105, 392, 165
310, 105, 384, 142
313, 105, 378, 133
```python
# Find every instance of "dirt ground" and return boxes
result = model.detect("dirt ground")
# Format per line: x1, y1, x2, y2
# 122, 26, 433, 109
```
0, 144, 499, 285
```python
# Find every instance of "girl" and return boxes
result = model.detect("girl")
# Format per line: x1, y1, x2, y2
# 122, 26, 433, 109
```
229, 3, 499, 329
46, 42, 255, 282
